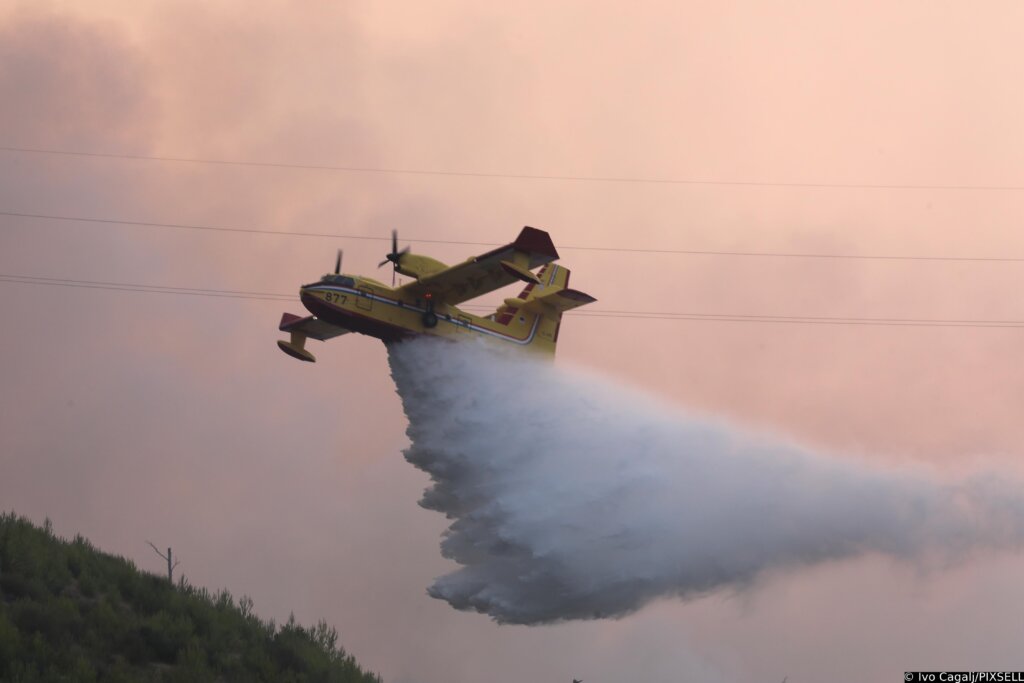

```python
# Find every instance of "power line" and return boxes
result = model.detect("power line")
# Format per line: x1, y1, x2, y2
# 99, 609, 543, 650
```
3, 144, 1024, 192
2, 273, 1023, 328
0, 210, 487, 246
4, 209, 1024, 263
564, 311, 1024, 327
550, 307, 1024, 325
0, 273, 292, 301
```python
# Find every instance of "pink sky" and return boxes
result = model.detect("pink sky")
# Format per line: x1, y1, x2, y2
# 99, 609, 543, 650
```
2, 2, 1024, 681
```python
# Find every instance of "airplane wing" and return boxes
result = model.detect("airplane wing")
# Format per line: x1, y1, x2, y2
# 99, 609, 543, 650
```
397, 226, 559, 306
279, 312, 350, 341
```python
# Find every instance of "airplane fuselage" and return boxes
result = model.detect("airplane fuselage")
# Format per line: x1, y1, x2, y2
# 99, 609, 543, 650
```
299, 273, 558, 350
278, 227, 595, 362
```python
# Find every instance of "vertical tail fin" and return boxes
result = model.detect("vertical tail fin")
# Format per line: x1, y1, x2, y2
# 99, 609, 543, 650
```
522, 262, 570, 299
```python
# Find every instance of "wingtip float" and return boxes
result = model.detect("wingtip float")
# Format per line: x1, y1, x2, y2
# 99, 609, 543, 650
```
276, 226, 596, 362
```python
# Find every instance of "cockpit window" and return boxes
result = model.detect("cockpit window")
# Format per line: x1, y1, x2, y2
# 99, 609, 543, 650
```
324, 275, 356, 287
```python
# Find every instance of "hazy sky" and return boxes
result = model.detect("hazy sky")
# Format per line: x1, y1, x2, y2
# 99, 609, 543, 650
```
2, 2, 1024, 681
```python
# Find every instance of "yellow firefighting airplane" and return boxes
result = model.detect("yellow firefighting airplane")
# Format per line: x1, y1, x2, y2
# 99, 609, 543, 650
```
277, 226, 595, 361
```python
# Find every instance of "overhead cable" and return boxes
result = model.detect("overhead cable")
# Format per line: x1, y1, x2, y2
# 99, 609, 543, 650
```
3, 273, 1023, 328
3, 144, 1024, 192
4, 210, 1024, 263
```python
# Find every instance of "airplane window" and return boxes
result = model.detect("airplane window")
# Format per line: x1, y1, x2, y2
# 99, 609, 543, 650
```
326, 275, 355, 287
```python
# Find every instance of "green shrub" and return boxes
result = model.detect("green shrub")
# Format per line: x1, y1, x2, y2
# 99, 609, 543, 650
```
0, 610, 22, 676
141, 610, 194, 663
0, 513, 381, 682
0, 573, 46, 601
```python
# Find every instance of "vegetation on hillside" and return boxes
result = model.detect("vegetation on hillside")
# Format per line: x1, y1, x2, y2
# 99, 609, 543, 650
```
0, 512, 381, 682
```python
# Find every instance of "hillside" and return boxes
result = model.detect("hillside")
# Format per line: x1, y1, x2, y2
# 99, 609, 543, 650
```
0, 512, 381, 682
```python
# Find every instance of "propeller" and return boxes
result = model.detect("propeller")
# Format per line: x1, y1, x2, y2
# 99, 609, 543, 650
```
334, 248, 343, 275
377, 229, 409, 286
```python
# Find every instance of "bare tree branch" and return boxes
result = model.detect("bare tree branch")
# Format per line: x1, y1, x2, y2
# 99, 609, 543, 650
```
146, 541, 181, 582
145, 540, 168, 561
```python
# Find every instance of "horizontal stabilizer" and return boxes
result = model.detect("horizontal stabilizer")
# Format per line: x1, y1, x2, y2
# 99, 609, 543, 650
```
520, 288, 596, 314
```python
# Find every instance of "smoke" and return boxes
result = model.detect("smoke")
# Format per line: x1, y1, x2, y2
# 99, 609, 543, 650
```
387, 338, 1024, 625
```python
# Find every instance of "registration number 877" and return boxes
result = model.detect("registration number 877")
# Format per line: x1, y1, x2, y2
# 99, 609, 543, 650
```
324, 292, 347, 304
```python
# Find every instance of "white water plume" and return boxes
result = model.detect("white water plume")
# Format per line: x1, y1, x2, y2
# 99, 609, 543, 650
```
387, 338, 1024, 625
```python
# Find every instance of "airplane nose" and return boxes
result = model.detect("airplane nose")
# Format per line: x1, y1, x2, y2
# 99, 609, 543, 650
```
299, 287, 322, 315
299, 282, 323, 302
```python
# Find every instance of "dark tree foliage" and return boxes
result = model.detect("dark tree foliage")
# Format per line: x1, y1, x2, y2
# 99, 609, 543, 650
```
0, 512, 382, 682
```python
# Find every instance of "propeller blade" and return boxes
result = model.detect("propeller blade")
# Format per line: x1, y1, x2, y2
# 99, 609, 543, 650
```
378, 229, 405, 274
335, 249, 342, 274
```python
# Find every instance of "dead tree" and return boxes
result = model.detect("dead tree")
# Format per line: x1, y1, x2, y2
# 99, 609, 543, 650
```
146, 541, 181, 582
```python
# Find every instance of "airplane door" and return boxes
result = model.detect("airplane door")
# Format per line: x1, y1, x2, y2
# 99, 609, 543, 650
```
356, 286, 373, 311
